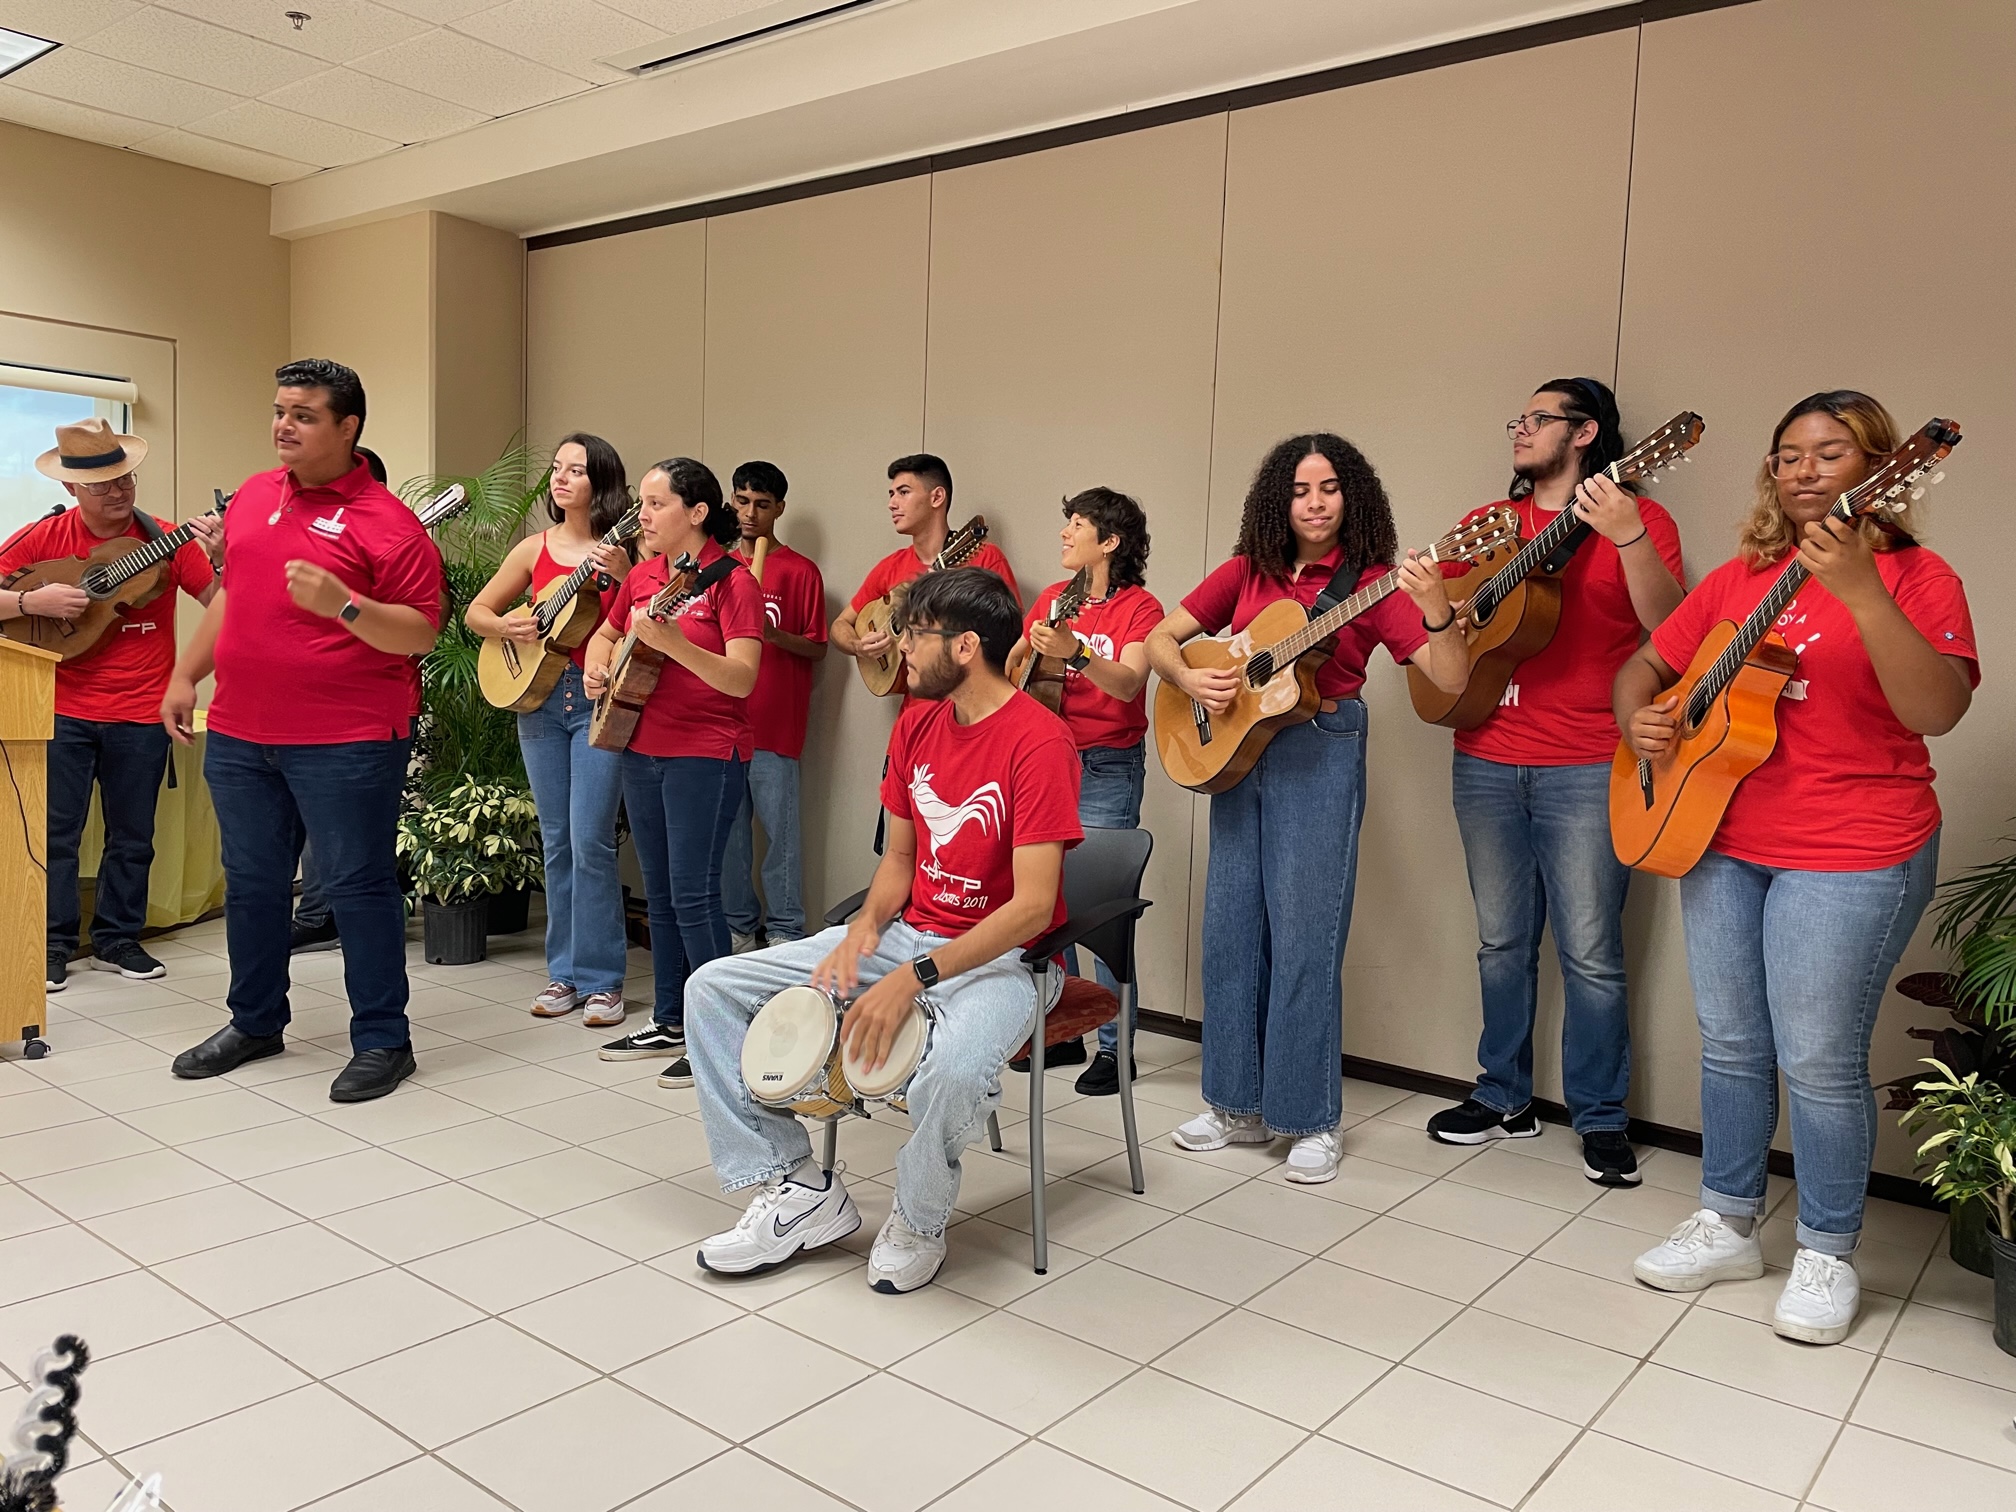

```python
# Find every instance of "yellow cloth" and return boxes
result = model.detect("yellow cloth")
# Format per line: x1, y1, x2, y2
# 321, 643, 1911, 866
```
77, 729, 224, 929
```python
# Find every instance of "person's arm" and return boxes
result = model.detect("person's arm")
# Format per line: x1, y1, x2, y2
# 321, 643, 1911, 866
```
1574, 476, 1685, 630
184, 516, 223, 607
638, 621, 761, 699
464, 537, 541, 641
1029, 620, 1149, 702
581, 620, 623, 698
0, 581, 91, 621
1612, 641, 1683, 759
163, 588, 227, 744
283, 560, 438, 657
1146, 606, 1240, 714
1396, 551, 1469, 694
809, 815, 920, 1001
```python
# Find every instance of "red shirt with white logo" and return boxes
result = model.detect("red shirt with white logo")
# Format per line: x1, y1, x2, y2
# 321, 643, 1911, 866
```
1451, 497, 1685, 766
1021, 581, 1165, 750
849, 540, 1022, 614
1181, 546, 1427, 700
1649, 544, 1977, 871
733, 540, 826, 760
210, 463, 443, 744
881, 692, 1082, 944
0, 507, 214, 724
608, 542, 766, 761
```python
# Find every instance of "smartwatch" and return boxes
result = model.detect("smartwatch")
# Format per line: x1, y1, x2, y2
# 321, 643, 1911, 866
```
338, 595, 363, 625
1065, 644, 1093, 672
911, 954, 940, 989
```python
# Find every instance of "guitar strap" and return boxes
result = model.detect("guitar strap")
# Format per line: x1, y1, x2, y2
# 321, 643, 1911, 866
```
1538, 519, 1594, 575
1309, 552, 1365, 618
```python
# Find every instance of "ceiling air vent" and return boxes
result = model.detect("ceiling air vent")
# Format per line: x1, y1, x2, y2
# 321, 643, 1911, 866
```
601, 0, 889, 75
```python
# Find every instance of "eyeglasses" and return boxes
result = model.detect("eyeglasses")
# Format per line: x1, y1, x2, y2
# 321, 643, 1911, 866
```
1769, 448, 1862, 476
896, 625, 964, 646
1505, 412, 1585, 438
76, 472, 139, 497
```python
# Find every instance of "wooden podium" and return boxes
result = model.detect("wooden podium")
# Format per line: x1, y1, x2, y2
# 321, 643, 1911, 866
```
0, 637, 58, 1060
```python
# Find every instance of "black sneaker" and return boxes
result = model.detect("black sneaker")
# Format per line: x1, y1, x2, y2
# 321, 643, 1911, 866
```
330, 1045, 417, 1103
290, 916, 340, 954
1426, 1098, 1541, 1145
600, 1023, 685, 1061
657, 1056, 694, 1089
1010, 1036, 1088, 1073
1581, 1129, 1642, 1187
1074, 1049, 1137, 1097
89, 941, 166, 981
46, 951, 68, 992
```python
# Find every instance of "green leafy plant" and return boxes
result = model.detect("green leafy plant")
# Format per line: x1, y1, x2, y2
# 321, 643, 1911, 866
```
1931, 830, 2016, 1032
396, 780, 543, 906
1902, 1059, 2016, 1242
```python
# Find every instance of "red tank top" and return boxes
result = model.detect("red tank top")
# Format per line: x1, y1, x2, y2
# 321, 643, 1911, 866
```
532, 532, 612, 670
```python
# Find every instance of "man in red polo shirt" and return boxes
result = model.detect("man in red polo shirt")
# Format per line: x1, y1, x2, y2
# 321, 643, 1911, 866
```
0, 418, 220, 992
161, 359, 444, 1103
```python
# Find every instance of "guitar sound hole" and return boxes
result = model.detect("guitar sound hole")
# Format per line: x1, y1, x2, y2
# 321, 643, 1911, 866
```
81, 567, 117, 599
1246, 652, 1274, 686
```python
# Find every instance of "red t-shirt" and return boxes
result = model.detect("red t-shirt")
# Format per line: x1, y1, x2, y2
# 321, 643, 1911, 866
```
1181, 546, 1428, 700
531, 532, 620, 672
608, 542, 766, 761
849, 540, 1022, 613
210, 463, 444, 745
0, 507, 213, 724
1451, 497, 1685, 766
1649, 545, 1978, 871
1022, 581, 1165, 750
880, 692, 1082, 944
734, 540, 827, 760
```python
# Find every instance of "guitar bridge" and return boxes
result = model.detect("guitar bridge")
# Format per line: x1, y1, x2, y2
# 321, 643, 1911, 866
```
1191, 700, 1212, 746
1636, 758, 1654, 810
501, 644, 520, 676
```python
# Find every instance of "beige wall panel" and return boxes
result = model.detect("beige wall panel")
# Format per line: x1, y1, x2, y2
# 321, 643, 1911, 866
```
527, 222, 706, 482
923, 116, 1230, 1020
1622, 0, 2016, 1175
434, 215, 527, 481
702, 176, 932, 921
1210, 31, 1639, 1066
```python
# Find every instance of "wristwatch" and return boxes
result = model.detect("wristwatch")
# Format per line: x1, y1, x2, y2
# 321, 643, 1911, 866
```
1065, 644, 1093, 672
911, 954, 940, 989
338, 595, 363, 624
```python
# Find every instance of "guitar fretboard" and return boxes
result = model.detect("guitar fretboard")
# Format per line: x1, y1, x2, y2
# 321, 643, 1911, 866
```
93, 510, 220, 592
1467, 471, 1613, 621
533, 515, 638, 636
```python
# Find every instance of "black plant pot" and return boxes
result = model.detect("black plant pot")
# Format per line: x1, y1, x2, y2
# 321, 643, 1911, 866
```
487, 884, 533, 936
1952, 1195, 1996, 1277
423, 896, 489, 965
1988, 1222, 2016, 1358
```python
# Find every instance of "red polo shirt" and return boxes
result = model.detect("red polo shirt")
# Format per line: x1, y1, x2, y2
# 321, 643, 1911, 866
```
607, 542, 766, 761
849, 540, 1021, 613
733, 539, 827, 760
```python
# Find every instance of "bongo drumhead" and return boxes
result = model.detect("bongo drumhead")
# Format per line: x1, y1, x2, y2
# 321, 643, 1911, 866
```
842, 1002, 929, 1100
742, 986, 841, 1106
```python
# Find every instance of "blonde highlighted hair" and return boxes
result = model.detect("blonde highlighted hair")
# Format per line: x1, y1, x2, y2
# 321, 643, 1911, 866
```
1741, 390, 1915, 565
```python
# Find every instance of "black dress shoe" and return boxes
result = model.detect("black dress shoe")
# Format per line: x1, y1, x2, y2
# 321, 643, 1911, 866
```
330, 1045, 416, 1103
172, 1025, 286, 1080
1009, 1036, 1089, 1073
1074, 1049, 1138, 1097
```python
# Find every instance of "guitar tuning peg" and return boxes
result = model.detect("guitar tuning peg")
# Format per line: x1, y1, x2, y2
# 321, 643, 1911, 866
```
1931, 471, 1946, 485
1910, 487, 1925, 501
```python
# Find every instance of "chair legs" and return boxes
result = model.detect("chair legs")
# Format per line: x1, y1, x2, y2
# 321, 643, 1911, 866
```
1023, 974, 1050, 1276
986, 1111, 1003, 1152
821, 1117, 839, 1176
1116, 982, 1144, 1195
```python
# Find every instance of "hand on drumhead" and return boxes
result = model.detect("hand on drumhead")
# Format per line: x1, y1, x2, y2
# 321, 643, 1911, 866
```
840, 972, 920, 1074
811, 920, 880, 998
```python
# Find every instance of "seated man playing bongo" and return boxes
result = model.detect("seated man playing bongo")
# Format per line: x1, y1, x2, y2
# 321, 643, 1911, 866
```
687, 568, 1082, 1293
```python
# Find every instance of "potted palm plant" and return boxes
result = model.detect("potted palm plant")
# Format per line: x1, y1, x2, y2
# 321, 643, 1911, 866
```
1903, 1060, 2016, 1355
397, 781, 543, 965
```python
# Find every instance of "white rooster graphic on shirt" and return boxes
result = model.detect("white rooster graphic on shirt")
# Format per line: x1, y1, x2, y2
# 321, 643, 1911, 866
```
909, 763, 1006, 897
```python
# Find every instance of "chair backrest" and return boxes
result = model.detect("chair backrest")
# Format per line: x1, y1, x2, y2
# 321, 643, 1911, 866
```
1066, 826, 1153, 986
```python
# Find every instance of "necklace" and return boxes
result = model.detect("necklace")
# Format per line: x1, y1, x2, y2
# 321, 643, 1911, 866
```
268, 476, 298, 526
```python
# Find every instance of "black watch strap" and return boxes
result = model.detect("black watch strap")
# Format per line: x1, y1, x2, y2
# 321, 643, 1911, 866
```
911, 953, 940, 989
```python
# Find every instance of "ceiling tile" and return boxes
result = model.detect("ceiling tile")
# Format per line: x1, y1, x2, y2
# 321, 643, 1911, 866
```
158, 0, 432, 64
263, 66, 485, 143
0, 81, 156, 147
375, 0, 497, 20
453, 0, 669, 83
7, 46, 242, 127
81, 9, 326, 96
184, 98, 399, 168
0, 1, 141, 46
601, 0, 778, 35
133, 125, 318, 184
351, 27, 585, 117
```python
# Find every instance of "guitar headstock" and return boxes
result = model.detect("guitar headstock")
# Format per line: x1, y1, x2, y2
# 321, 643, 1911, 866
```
1840, 418, 1962, 522
1052, 565, 1093, 621
941, 515, 990, 569
646, 552, 701, 620
415, 483, 470, 533
213, 488, 233, 514
1434, 505, 1521, 566
1612, 411, 1705, 487
609, 506, 643, 544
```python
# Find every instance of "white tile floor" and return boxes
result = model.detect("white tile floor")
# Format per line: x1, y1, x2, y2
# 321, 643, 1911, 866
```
8, 917, 2016, 1511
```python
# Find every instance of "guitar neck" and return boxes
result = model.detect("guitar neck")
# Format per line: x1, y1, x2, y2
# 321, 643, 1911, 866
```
1685, 500, 1845, 721
536, 531, 623, 632
1268, 565, 1402, 667
100, 514, 213, 590
1469, 461, 1621, 617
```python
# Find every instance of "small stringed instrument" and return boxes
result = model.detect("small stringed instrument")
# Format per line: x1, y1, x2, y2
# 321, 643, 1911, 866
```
478, 507, 641, 712
1407, 411, 1706, 729
1610, 417, 1963, 877
413, 482, 470, 533
1017, 566, 1092, 715
1154, 508, 1520, 793
588, 552, 740, 752
854, 516, 990, 696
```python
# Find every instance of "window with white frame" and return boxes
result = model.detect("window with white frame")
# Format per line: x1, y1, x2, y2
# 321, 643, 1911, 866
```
0, 363, 137, 544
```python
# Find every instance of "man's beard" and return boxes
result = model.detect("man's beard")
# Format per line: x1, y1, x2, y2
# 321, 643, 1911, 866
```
909, 650, 966, 701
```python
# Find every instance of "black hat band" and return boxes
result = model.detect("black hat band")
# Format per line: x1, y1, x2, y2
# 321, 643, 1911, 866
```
61, 445, 127, 470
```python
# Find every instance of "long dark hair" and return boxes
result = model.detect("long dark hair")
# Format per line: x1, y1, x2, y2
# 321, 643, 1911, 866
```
1509, 377, 1632, 500
1234, 433, 1396, 581
551, 432, 631, 537
1062, 486, 1149, 592
648, 456, 737, 546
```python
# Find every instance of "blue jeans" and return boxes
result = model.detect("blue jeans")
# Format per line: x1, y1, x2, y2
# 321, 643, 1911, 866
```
519, 665, 627, 994
294, 840, 329, 929
1682, 832, 1939, 1255
1075, 741, 1145, 1053
47, 716, 168, 957
622, 752, 746, 1028
720, 750, 806, 943
1201, 702, 1367, 1136
205, 731, 412, 1053
1452, 753, 1632, 1132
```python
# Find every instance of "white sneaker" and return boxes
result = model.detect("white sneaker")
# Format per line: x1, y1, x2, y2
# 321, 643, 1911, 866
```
696, 1170, 860, 1275
1283, 1130, 1341, 1184
1171, 1109, 1271, 1152
867, 1211, 947, 1294
1632, 1208, 1766, 1292
1773, 1248, 1859, 1344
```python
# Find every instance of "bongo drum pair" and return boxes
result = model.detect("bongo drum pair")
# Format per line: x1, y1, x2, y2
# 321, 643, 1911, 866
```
741, 985, 930, 1118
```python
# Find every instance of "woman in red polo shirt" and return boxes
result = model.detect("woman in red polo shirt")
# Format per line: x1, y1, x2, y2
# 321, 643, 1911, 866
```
1617, 391, 1977, 1346
1146, 433, 1469, 1184
585, 458, 764, 1084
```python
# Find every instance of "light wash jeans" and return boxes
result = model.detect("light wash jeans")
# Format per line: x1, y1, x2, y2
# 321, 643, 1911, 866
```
1076, 742, 1145, 1053
1201, 701, 1367, 1136
687, 920, 1060, 1237
1452, 753, 1632, 1132
518, 665, 628, 995
1681, 831, 1939, 1255
721, 750, 807, 942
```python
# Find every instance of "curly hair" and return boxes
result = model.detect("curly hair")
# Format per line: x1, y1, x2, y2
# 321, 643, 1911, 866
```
1062, 486, 1150, 592
1740, 391, 1910, 566
646, 456, 737, 546
1234, 433, 1397, 581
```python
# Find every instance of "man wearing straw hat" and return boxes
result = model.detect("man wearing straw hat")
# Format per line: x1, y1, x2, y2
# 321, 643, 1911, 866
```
0, 418, 222, 992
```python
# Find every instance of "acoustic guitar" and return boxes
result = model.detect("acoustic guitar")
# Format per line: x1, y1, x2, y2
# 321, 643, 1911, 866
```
1407, 411, 1706, 729
477, 507, 641, 712
1610, 417, 1963, 877
413, 482, 470, 533
1154, 508, 1520, 794
587, 552, 740, 752
1015, 565, 1092, 715
853, 516, 990, 696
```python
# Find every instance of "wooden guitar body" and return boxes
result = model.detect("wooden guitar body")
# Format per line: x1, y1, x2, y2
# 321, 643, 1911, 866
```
854, 590, 907, 697
1, 538, 169, 662
477, 577, 605, 713
1152, 598, 1325, 794
1405, 550, 1564, 729
587, 626, 666, 752
1022, 655, 1067, 715
1608, 620, 1797, 878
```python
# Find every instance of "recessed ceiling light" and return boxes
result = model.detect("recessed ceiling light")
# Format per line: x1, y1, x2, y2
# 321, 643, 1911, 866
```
0, 27, 58, 81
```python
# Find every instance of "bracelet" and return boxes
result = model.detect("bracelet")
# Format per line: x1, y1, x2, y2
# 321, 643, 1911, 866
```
1422, 609, 1456, 634
1616, 529, 1648, 549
